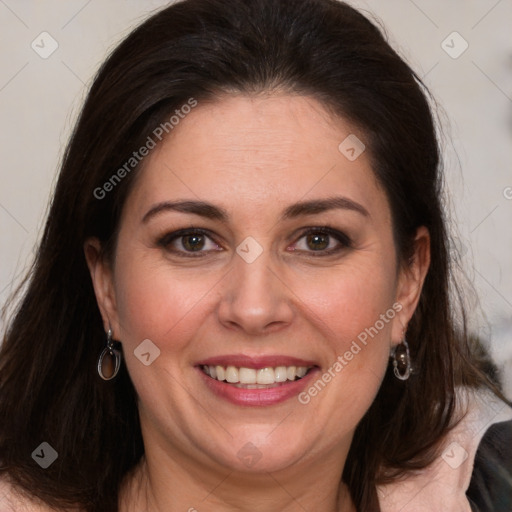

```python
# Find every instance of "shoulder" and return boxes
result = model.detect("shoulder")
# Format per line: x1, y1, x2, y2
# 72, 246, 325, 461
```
377, 386, 512, 512
0, 475, 57, 512
467, 417, 512, 511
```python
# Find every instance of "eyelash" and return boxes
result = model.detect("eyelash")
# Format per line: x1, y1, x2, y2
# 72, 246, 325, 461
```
156, 228, 218, 258
156, 226, 352, 258
292, 226, 352, 256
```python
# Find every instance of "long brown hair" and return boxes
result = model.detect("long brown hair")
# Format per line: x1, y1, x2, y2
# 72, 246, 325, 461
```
0, 0, 501, 510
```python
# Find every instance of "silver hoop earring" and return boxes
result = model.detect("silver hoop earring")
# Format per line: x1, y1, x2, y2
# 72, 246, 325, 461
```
392, 338, 412, 381
97, 328, 122, 381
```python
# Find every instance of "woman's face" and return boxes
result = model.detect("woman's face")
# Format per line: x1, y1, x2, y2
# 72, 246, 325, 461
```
88, 94, 427, 477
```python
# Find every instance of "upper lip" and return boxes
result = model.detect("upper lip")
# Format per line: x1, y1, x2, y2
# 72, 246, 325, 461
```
195, 354, 319, 370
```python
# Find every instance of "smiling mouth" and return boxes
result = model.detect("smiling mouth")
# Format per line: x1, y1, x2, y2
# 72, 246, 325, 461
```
200, 364, 314, 388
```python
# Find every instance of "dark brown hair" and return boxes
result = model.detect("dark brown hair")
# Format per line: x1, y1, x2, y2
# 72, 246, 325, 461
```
0, 0, 501, 510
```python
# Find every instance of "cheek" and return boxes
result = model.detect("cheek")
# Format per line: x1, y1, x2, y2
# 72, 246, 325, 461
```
292, 257, 397, 423
112, 250, 217, 354
294, 255, 398, 348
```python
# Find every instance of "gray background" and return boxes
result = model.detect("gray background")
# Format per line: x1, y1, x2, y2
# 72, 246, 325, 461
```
1, 0, 511, 396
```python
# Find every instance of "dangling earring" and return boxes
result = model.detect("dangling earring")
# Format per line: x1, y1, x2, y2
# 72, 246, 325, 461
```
97, 328, 122, 381
392, 337, 412, 381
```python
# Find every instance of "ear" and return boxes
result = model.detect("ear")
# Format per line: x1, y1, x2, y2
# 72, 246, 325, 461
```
84, 238, 120, 337
391, 226, 430, 345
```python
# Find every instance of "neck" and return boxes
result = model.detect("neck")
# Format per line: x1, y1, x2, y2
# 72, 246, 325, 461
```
119, 439, 356, 512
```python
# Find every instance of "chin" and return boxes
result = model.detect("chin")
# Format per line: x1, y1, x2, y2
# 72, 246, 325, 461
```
203, 426, 314, 474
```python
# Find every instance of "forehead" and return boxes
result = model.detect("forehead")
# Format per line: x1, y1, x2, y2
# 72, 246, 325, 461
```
124, 94, 388, 224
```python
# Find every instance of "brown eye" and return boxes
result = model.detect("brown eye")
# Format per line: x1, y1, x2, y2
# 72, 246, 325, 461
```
306, 232, 330, 251
290, 227, 352, 256
157, 228, 222, 257
181, 234, 205, 251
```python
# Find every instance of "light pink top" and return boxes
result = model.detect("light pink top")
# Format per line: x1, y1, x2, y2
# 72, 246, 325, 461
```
377, 387, 512, 512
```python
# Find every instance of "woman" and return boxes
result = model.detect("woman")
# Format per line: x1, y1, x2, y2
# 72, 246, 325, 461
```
0, 0, 510, 510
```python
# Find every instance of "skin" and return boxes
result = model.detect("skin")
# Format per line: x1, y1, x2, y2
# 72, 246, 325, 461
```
85, 94, 430, 512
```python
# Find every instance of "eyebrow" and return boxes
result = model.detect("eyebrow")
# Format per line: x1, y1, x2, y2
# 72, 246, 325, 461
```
142, 200, 229, 223
282, 196, 369, 219
141, 196, 369, 224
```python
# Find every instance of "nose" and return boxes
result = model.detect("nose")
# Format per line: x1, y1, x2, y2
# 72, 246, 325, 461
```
216, 248, 295, 335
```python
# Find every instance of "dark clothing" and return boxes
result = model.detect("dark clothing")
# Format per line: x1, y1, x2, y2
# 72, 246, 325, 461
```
467, 419, 512, 512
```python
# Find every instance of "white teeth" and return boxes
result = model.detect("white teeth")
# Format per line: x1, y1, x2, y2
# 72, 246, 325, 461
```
202, 364, 312, 384
296, 367, 307, 378
287, 366, 296, 380
257, 368, 275, 384
274, 366, 288, 382
215, 365, 225, 381
239, 367, 257, 384
225, 365, 238, 383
